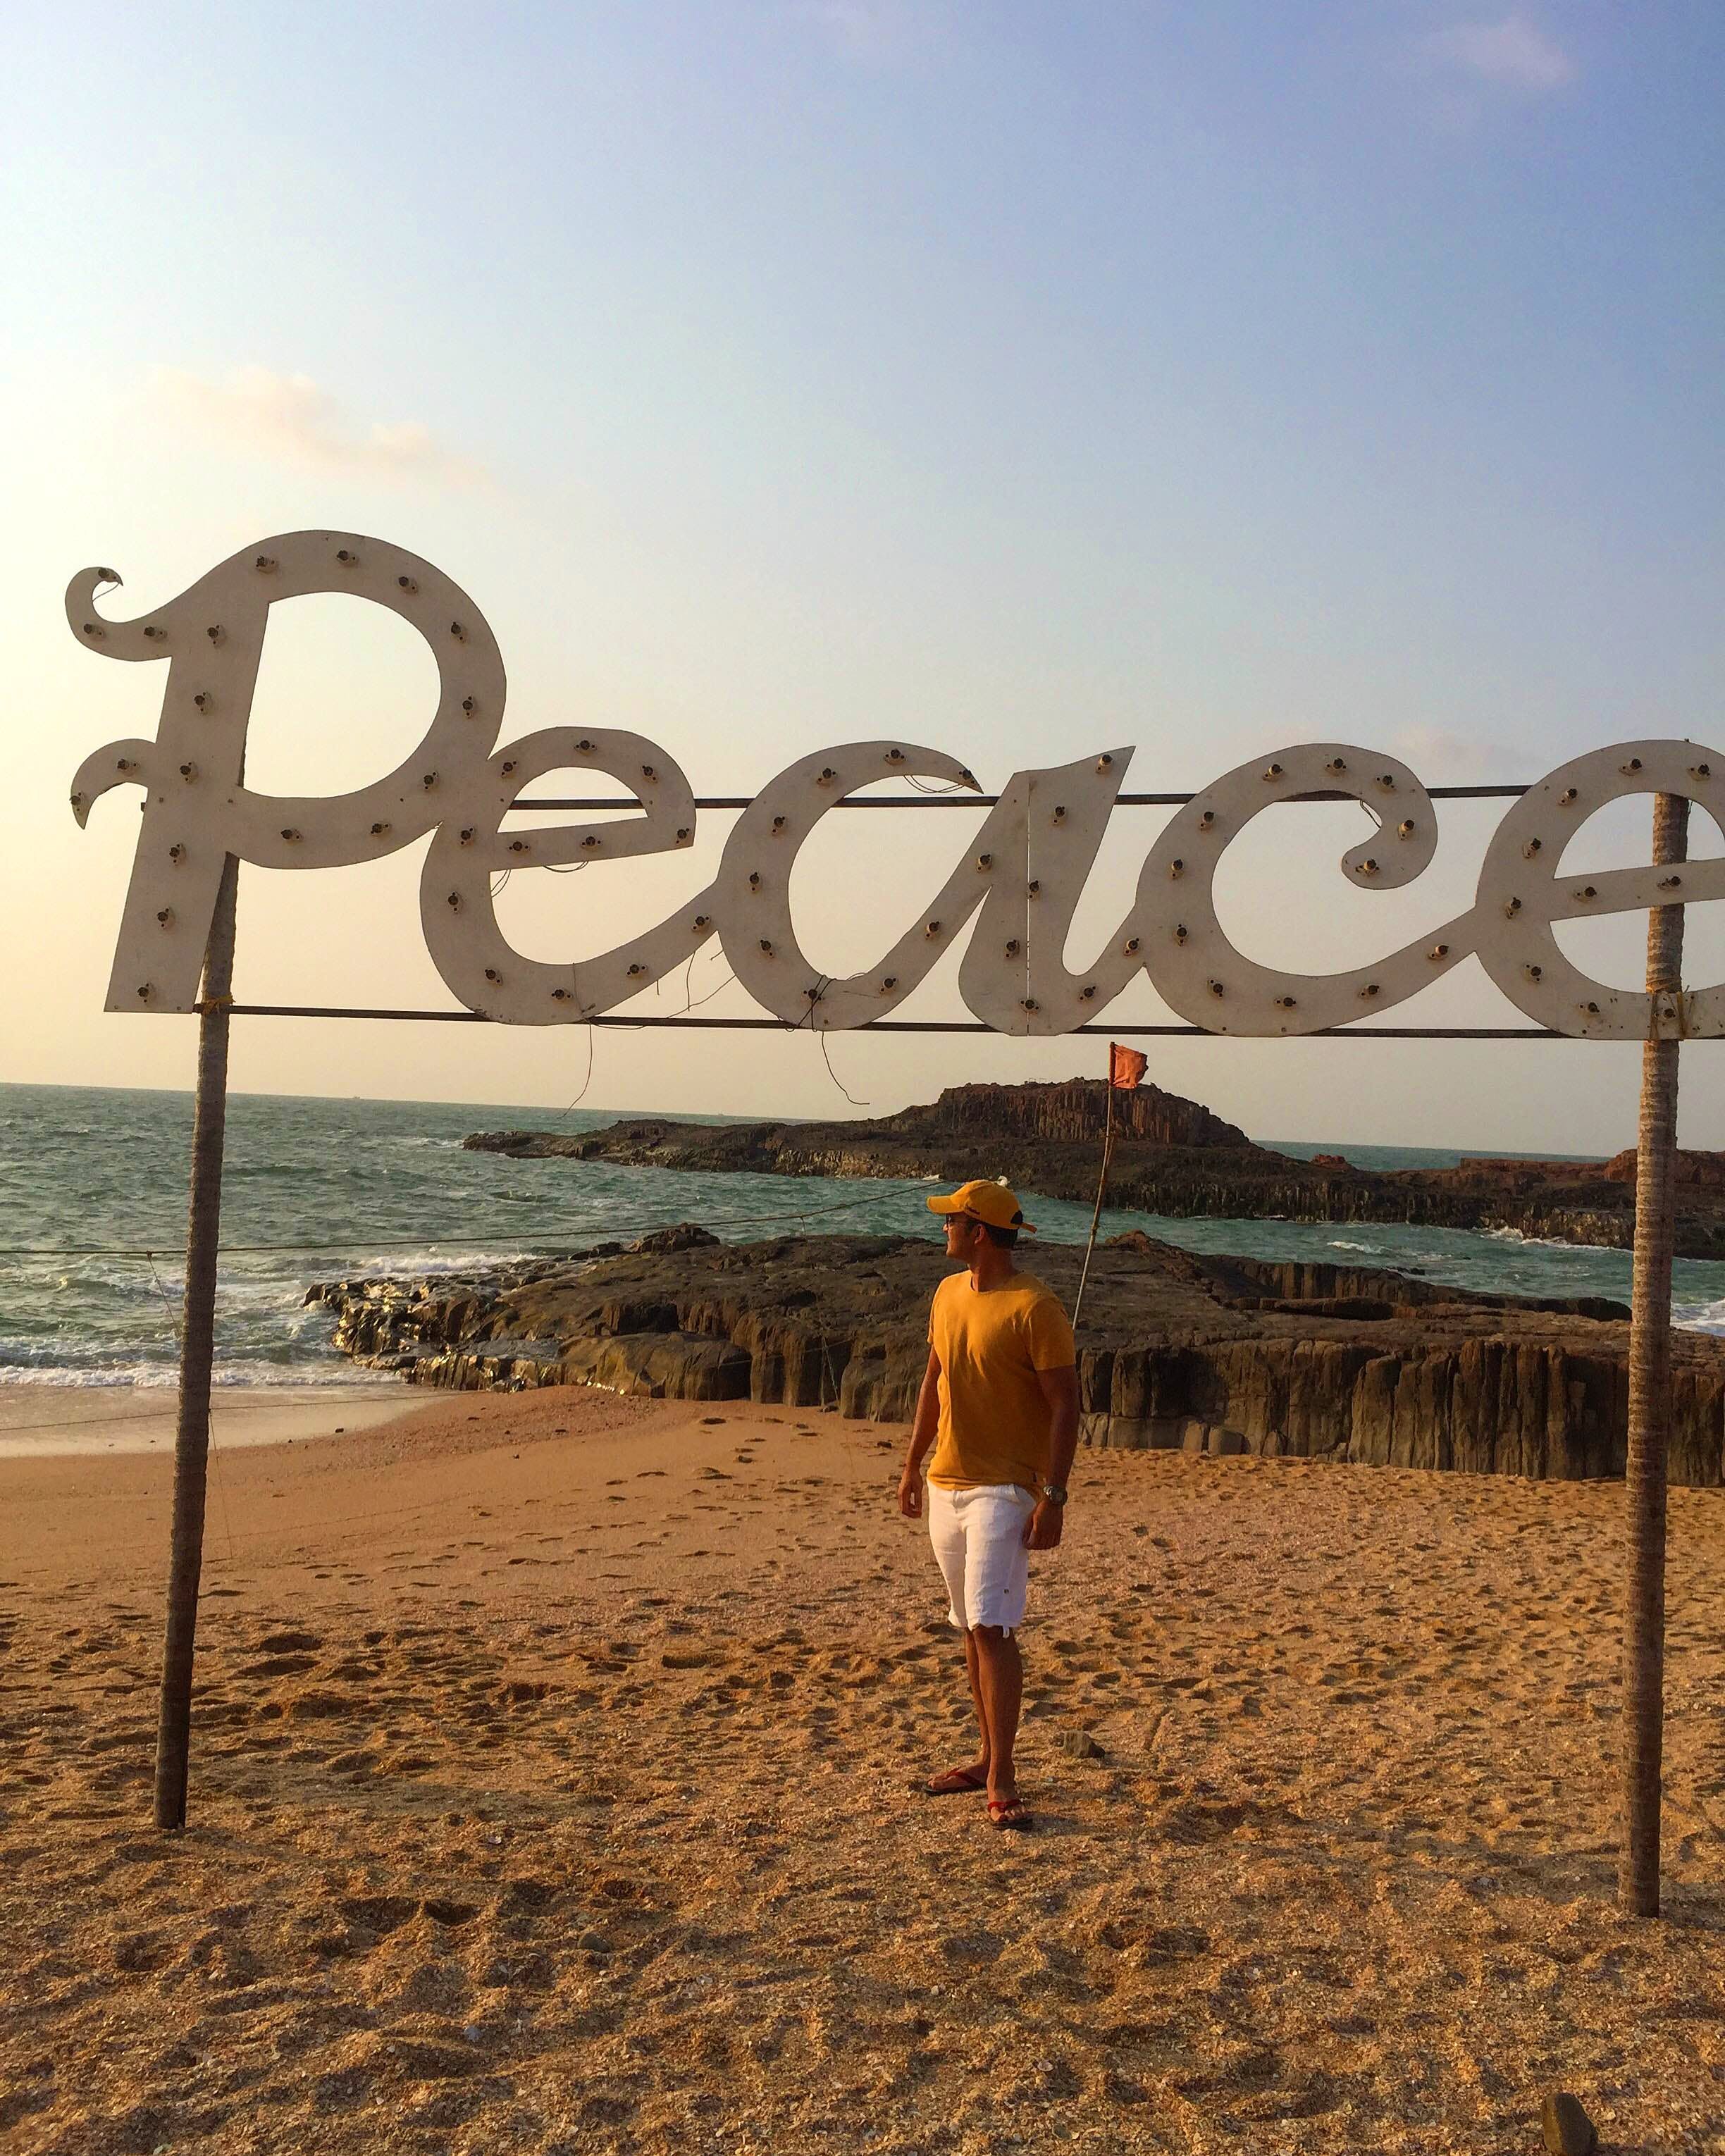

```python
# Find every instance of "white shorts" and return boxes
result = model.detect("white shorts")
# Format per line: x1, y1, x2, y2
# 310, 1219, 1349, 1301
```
927, 1482, 1038, 1634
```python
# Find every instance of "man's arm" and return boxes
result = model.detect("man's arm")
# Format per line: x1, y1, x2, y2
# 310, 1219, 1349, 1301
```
1024, 1363, 1080, 1549
898, 1346, 942, 1519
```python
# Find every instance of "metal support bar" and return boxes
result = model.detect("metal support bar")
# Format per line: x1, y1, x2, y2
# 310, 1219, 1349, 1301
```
224, 1005, 1570, 1039
154, 850, 240, 1831
1620, 792, 1688, 1917
512, 785, 1534, 812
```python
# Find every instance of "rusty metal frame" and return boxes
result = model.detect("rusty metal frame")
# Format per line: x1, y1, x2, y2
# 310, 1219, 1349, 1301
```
62, 528, 1707, 1917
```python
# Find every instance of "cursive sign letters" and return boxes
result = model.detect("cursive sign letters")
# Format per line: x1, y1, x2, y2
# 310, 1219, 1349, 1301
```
70, 531, 1725, 1039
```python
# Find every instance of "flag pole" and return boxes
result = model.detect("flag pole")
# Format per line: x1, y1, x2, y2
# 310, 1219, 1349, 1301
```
1071, 1060, 1118, 1332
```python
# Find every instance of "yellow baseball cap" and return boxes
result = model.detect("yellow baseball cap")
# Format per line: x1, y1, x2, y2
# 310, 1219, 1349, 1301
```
927, 1179, 1037, 1234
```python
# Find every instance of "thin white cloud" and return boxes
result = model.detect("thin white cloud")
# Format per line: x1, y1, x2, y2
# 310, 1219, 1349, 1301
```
148, 366, 490, 488
1424, 14, 1578, 93
793, 1, 928, 66
1390, 723, 1492, 779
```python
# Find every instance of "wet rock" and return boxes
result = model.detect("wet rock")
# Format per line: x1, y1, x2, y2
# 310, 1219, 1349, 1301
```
630, 1222, 720, 1254
1058, 1728, 1106, 1761
557, 1332, 750, 1401
307, 1229, 1725, 1485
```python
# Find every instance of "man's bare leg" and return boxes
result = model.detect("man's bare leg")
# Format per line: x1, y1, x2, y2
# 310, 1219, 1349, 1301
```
971, 1624, 1024, 1807
963, 1627, 990, 1774
926, 1628, 991, 1792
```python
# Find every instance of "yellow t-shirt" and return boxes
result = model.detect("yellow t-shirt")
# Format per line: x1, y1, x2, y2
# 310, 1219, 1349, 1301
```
925, 1270, 1077, 1492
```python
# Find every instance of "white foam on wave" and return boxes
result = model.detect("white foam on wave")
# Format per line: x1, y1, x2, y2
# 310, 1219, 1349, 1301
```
0, 1360, 399, 1389
1484, 1224, 1620, 1256
332, 1244, 567, 1280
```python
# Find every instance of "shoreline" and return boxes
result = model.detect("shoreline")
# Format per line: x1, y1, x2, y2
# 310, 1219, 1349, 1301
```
0, 1381, 416, 1460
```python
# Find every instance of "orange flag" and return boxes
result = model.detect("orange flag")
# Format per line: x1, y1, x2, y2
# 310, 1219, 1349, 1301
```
1109, 1042, 1148, 1091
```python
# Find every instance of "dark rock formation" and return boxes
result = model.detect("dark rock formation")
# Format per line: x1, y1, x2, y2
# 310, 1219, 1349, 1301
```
464, 1079, 1725, 1258
305, 1222, 1725, 1487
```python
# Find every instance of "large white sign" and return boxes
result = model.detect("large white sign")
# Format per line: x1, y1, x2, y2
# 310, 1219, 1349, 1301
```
70, 531, 1724, 1039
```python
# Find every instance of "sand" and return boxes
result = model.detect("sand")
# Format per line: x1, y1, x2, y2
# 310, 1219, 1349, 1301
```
3, 1384, 1724, 2155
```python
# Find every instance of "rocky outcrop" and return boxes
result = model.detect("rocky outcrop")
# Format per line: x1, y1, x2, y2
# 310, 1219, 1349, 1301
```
305, 1224, 1725, 1487
1601, 1148, 1725, 1191
464, 1080, 1725, 1258
846, 1078, 1254, 1150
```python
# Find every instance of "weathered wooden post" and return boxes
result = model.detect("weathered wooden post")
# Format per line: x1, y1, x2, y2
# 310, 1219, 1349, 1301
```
1619, 792, 1688, 1916
154, 850, 240, 1830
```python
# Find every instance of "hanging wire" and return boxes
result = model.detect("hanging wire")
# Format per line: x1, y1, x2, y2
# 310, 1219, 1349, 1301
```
785, 969, 871, 1102
684, 966, 739, 1012
490, 859, 586, 898
144, 1249, 180, 1326
662, 950, 698, 1015
899, 774, 979, 797
792, 974, 832, 1034
557, 1024, 597, 1115
817, 1027, 870, 1108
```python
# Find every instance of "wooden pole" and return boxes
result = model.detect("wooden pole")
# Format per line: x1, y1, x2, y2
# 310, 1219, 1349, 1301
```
1072, 1077, 1117, 1332
153, 850, 240, 1830
1619, 791, 1688, 1917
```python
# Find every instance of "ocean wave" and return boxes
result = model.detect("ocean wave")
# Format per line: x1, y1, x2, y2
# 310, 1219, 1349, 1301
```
319, 1244, 569, 1279
0, 1361, 400, 1389
13, 1083, 1725, 1384
1483, 1225, 1619, 1256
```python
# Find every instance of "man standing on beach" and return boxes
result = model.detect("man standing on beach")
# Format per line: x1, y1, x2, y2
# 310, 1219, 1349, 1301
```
897, 1179, 1079, 1832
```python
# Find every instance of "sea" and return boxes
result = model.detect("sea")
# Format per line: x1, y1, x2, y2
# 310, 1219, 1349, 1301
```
5, 1082, 1725, 1389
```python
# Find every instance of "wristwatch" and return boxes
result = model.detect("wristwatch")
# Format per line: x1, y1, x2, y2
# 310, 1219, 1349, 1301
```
1041, 1484, 1068, 1506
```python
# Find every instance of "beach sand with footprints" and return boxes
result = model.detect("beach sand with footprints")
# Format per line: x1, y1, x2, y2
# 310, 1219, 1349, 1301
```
3, 1387, 1724, 2154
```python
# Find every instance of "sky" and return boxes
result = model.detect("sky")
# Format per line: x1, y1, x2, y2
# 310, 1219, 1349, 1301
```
3, 1, 1722, 1151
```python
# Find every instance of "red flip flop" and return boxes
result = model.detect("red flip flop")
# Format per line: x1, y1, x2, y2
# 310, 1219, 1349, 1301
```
988, 1795, 1036, 1832
924, 1766, 989, 1797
